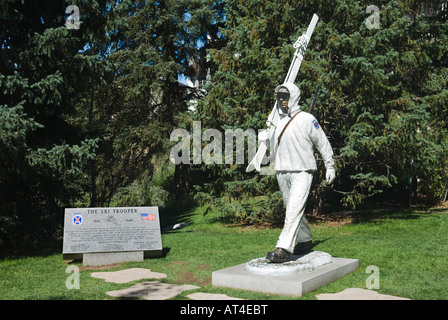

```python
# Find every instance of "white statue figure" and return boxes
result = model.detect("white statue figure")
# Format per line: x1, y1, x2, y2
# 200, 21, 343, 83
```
259, 82, 336, 263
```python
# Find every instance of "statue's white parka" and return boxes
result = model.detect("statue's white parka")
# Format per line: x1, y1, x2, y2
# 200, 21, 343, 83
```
273, 82, 334, 173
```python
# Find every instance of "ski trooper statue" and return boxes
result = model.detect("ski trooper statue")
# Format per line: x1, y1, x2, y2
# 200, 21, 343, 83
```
260, 82, 336, 263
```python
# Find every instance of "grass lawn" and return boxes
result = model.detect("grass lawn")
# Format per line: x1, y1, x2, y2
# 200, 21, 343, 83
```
0, 204, 447, 300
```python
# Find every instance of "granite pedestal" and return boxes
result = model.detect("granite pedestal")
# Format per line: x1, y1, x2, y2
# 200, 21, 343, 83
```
212, 253, 359, 297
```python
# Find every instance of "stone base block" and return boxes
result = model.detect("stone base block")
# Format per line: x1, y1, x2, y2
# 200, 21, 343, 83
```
63, 250, 162, 266
83, 251, 144, 266
212, 257, 359, 297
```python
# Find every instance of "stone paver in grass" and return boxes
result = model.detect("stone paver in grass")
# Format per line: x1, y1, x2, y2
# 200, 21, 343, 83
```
91, 268, 167, 283
316, 288, 410, 300
187, 292, 245, 300
106, 281, 199, 300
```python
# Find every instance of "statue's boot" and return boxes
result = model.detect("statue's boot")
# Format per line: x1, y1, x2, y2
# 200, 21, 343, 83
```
266, 248, 291, 263
293, 240, 313, 255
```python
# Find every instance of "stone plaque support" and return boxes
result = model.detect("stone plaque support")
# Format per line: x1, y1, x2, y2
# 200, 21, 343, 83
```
83, 251, 144, 267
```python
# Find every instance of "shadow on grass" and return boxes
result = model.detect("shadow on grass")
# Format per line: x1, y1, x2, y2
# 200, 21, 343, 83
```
0, 239, 63, 261
158, 198, 199, 230
146, 247, 171, 259
308, 207, 429, 227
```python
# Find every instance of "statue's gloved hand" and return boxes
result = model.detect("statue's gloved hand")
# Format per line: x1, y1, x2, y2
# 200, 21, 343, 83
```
326, 168, 335, 184
258, 130, 269, 141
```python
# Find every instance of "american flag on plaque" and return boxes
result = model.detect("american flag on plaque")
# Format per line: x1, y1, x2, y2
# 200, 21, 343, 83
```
140, 213, 156, 221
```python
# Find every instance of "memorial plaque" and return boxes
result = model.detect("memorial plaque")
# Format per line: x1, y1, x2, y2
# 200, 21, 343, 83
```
63, 206, 162, 262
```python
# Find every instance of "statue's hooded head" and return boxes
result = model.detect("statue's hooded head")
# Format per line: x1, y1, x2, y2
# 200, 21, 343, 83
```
275, 83, 301, 117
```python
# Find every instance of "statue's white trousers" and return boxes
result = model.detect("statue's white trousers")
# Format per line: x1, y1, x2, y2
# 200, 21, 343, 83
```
275, 171, 313, 253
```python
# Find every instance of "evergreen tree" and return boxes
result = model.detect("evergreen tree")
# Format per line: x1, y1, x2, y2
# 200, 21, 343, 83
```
0, 0, 112, 251
95, 0, 225, 206
195, 0, 448, 222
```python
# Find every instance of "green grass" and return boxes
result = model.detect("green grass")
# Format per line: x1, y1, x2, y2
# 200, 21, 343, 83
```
1, 205, 447, 300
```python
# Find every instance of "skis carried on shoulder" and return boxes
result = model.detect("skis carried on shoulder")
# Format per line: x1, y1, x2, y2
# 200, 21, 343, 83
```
246, 13, 319, 173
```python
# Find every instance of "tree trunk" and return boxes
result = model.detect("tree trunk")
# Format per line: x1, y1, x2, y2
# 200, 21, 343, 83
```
310, 160, 326, 217
89, 86, 97, 207
174, 163, 191, 198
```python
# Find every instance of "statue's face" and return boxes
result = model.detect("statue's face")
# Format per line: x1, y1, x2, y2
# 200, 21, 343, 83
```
277, 92, 290, 112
